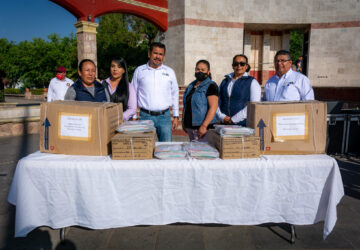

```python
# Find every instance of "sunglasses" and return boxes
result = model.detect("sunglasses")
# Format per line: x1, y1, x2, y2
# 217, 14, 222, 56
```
232, 62, 247, 67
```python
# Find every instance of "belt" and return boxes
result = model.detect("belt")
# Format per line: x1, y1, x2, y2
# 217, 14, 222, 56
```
140, 107, 169, 116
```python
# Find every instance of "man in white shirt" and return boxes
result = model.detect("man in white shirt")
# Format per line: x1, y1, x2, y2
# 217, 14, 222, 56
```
263, 50, 314, 101
47, 66, 74, 102
131, 42, 179, 142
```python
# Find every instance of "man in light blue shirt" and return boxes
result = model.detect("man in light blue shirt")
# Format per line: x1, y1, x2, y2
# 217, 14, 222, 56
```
263, 50, 314, 101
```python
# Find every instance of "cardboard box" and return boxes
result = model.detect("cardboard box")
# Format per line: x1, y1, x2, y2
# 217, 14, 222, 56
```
246, 101, 327, 155
40, 101, 123, 156
112, 131, 156, 160
208, 130, 260, 159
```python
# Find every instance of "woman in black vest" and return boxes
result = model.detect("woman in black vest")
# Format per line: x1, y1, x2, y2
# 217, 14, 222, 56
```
64, 59, 108, 102
216, 54, 261, 126
102, 57, 136, 121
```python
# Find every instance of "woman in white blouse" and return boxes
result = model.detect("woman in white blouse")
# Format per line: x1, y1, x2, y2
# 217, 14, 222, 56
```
216, 54, 261, 126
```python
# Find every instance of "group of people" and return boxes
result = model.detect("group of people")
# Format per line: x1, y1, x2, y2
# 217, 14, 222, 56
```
182, 50, 314, 142
48, 58, 137, 121
47, 42, 314, 143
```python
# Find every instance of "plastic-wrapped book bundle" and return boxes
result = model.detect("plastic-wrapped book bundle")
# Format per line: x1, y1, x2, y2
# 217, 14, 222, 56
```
116, 120, 155, 133
183, 142, 219, 160
154, 142, 219, 160
214, 124, 255, 137
154, 143, 187, 160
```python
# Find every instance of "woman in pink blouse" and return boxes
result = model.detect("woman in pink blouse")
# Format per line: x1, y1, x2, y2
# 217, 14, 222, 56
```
102, 57, 137, 121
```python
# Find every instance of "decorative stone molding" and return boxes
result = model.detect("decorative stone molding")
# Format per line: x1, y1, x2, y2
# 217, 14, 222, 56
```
74, 21, 99, 34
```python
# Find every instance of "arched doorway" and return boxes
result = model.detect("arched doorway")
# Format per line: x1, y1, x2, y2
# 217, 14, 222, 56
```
50, 0, 168, 66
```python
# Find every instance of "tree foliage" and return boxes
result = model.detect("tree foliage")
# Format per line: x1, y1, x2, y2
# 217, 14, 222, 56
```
0, 34, 77, 88
289, 30, 303, 62
96, 13, 159, 80
0, 14, 158, 88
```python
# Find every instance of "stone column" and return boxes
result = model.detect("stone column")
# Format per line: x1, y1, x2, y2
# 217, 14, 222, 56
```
74, 21, 99, 70
262, 31, 271, 85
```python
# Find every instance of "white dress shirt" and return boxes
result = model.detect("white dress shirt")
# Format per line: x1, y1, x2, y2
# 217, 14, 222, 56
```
131, 63, 179, 116
216, 72, 261, 123
47, 77, 74, 102
263, 69, 314, 101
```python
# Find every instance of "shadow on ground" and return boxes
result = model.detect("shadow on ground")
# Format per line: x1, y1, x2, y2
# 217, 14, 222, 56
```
336, 155, 360, 200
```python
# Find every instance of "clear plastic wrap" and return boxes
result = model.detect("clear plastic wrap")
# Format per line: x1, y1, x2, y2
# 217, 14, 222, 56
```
183, 141, 219, 160
154, 143, 187, 160
116, 120, 155, 133
213, 124, 254, 137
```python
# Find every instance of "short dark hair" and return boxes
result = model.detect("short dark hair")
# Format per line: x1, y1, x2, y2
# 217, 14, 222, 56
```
196, 59, 212, 79
232, 54, 251, 72
78, 59, 96, 71
149, 42, 166, 54
274, 50, 291, 61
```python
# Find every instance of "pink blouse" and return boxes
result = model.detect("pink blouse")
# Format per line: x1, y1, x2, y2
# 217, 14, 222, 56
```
105, 77, 137, 121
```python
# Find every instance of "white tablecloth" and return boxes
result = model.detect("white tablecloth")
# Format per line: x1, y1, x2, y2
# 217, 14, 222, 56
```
8, 152, 344, 239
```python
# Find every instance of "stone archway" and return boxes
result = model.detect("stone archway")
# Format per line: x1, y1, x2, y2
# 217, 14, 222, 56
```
50, 0, 168, 66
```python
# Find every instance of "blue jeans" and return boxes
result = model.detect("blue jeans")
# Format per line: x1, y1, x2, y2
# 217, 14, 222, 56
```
139, 110, 172, 142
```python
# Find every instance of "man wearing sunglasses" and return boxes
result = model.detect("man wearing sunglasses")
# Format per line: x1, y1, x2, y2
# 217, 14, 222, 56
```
263, 50, 314, 101
217, 54, 261, 125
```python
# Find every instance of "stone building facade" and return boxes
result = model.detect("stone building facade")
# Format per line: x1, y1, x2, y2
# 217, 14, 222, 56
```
163, 0, 360, 93
52, 0, 360, 100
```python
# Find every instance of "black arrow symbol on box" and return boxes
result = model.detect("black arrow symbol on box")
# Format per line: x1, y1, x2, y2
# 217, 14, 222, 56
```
42, 118, 51, 150
257, 119, 266, 151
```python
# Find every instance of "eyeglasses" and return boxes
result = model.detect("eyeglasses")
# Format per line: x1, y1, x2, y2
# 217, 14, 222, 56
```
232, 62, 247, 67
275, 59, 291, 64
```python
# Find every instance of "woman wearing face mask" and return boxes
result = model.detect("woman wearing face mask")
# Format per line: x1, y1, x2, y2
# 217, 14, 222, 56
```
216, 54, 261, 126
65, 59, 109, 102
182, 60, 218, 142
102, 57, 137, 121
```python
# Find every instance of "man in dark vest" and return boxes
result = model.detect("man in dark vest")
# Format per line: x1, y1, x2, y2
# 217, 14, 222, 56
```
217, 54, 261, 126
65, 59, 109, 102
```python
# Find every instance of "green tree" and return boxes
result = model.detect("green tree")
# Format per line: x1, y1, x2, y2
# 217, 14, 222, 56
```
0, 34, 77, 88
0, 39, 20, 85
96, 13, 159, 80
289, 30, 303, 62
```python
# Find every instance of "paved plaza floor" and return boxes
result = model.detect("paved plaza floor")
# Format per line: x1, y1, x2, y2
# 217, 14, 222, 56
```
0, 133, 359, 250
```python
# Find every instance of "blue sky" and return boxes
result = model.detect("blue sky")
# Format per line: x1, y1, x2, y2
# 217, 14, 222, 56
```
0, 0, 78, 43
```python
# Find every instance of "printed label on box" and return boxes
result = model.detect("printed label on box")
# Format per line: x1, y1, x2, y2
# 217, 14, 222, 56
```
58, 112, 92, 141
272, 112, 308, 141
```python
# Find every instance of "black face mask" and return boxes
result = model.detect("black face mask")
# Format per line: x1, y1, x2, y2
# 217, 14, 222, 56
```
194, 72, 208, 82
